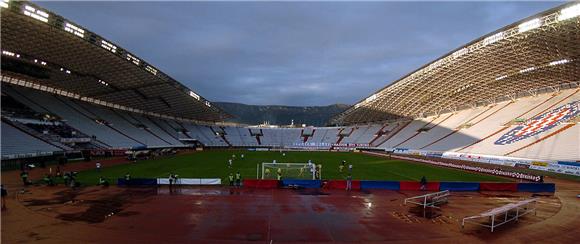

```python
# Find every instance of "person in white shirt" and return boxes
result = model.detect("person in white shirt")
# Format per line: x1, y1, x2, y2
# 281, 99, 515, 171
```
228, 159, 232, 168
96, 162, 101, 172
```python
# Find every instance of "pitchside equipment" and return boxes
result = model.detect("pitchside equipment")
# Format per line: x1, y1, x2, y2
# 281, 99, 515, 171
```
462, 198, 538, 232
261, 163, 315, 180
404, 190, 450, 217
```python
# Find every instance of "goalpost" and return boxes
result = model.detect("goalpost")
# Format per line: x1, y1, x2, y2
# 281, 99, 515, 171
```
261, 162, 317, 180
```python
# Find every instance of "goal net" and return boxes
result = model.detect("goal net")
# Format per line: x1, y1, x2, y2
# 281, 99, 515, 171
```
261, 162, 316, 180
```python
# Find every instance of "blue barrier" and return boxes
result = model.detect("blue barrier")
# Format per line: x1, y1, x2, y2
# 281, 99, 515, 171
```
281, 179, 321, 188
517, 183, 555, 193
557, 161, 580, 167
440, 182, 480, 191
117, 178, 158, 186
360, 181, 400, 190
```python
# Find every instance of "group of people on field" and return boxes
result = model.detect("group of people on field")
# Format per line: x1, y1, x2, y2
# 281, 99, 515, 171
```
227, 154, 244, 187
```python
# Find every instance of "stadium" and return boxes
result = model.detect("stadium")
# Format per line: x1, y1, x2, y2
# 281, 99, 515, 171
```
1, 1, 579, 243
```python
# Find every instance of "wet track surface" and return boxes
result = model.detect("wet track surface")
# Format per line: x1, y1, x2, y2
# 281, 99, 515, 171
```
6, 185, 572, 243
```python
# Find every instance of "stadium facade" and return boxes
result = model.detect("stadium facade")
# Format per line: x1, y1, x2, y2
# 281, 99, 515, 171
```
1, 2, 579, 175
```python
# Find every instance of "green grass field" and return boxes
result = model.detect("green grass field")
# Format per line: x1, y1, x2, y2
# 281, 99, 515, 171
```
75, 150, 509, 185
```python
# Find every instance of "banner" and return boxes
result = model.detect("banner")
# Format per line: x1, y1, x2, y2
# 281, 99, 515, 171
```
532, 161, 549, 167
156, 178, 221, 185
281, 179, 321, 188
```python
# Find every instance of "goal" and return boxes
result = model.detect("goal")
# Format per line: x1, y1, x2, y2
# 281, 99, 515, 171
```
261, 162, 316, 180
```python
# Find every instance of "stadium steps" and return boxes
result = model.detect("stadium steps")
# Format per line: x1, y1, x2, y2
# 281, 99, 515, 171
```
1, 88, 111, 147
419, 104, 498, 149
58, 98, 145, 146
456, 91, 575, 151
68, 99, 149, 146
146, 117, 182, 141
175, 122, 194, 139
505, 123, 576, 156
3, 87, 102, 149
334, 127, 355, 146
250, 128, 262, 145
348, 125, 370, 144
300, 129, 308, 143
335, 128, 346, 144
90, 139, 111, 149
375, 121, 413, 147
220, 126, 232, 146
368, 124, 389, 145
469, 101, 515, 127
4, 86, 53, 114
113, 109, 173, 145
210, 126, 232, 147
1, 117, 71, 151
392, 116, 440, 148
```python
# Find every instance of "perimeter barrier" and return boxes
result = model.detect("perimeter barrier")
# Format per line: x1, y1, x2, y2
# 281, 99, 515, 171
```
439, 182, 480, 191
243, 179, 279, 188
400, 181, 440, 191
360, 180, 400, 190
325, 180, 361, 190
157, 178, 221, 185
281, 179, 321, 188
117, 178, 158, 186
115, 178, 555, 193
517, 183, 555, 192
479, 182, 518, 192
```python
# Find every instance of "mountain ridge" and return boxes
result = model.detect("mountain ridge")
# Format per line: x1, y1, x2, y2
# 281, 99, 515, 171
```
215, 102, 349, 126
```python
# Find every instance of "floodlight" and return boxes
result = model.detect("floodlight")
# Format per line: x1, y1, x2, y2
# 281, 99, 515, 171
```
100, 40, 117, 53
145, 65, 158, 75
64, 23, 85, 38
189, 91, 200, 100
519, 67, 536, 73
518, 18, 541, 33
23, 5, 48, 23
549, 59, 570, 66
483, 32, 504, 45
1, 0, 9, 9
558, 4, 580, 21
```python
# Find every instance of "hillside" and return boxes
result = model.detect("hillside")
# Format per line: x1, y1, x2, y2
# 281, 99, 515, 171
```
214, 102, 349, 126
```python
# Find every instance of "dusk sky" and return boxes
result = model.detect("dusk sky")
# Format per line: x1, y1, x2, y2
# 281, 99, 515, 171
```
36, 1, 563, 106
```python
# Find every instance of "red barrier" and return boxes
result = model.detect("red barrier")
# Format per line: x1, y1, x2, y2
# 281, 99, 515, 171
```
243, 179, 279, 189
399, 181, 440, 191
479, 182, 517, 192
325, 180, 360, 190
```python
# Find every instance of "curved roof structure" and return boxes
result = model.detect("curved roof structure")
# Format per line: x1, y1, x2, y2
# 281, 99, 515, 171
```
1, 1, 231, 122
333, 3, 580, 125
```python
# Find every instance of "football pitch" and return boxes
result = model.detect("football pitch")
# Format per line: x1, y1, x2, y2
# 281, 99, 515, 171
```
76, 150, 508, 185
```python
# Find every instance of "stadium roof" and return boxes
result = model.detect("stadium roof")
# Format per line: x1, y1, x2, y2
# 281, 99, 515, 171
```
0, 1, 231, 123
332, 3, 580, 125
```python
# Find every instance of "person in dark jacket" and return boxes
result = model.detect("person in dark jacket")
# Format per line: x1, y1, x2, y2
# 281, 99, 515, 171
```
420, 176, 427, 190
1, 185, 7, 211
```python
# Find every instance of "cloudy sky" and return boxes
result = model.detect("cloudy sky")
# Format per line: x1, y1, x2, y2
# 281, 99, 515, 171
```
36, 1, 562, 106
